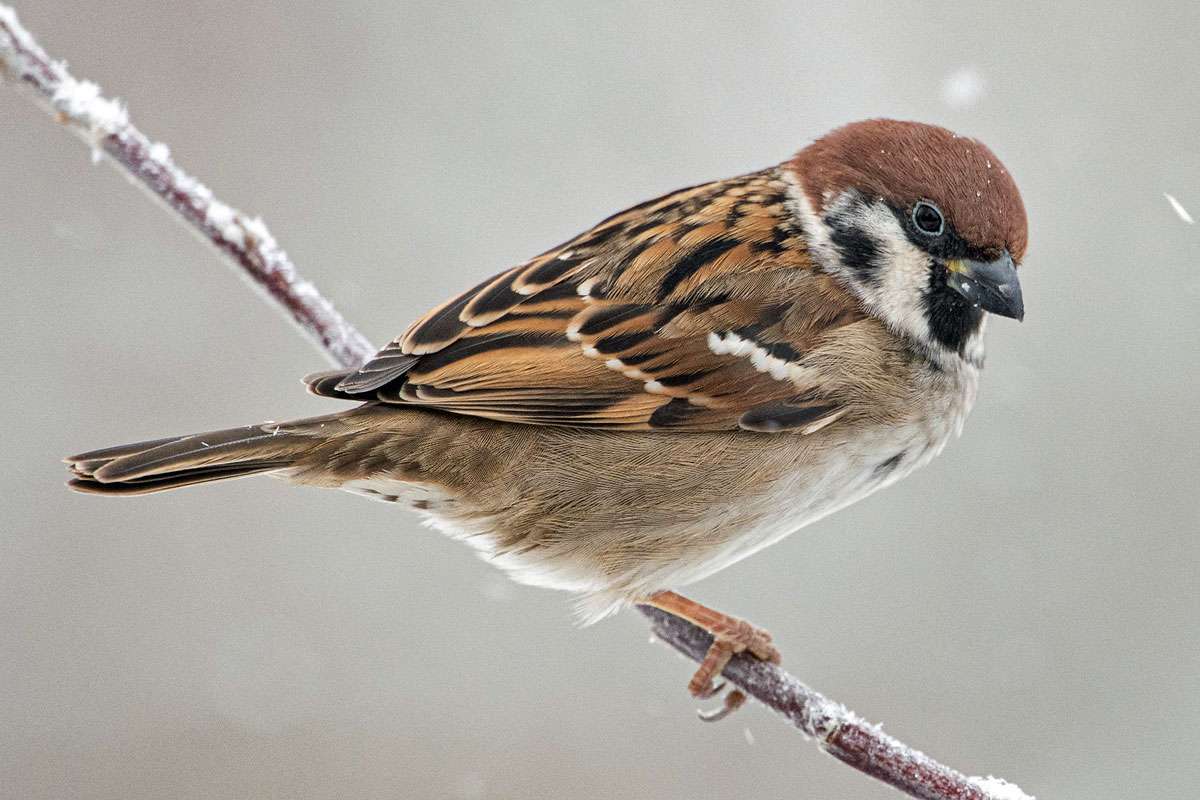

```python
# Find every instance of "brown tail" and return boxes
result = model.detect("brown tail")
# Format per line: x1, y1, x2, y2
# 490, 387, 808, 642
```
65, 413, 347, 495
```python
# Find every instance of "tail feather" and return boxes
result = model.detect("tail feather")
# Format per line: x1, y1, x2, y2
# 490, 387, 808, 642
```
68, 462, 291, 495
66, 416, 341, 496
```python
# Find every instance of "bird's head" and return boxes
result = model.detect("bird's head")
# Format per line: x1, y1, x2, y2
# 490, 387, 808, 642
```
786, 119, 1028, 359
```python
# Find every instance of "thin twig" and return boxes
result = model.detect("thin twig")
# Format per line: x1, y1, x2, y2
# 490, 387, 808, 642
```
2, 6, 1034, 798
0, 4, 374, 369
641, 607, 1032, 800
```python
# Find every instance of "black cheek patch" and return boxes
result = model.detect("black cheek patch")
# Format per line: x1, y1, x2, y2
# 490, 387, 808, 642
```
827, 215, 884, 284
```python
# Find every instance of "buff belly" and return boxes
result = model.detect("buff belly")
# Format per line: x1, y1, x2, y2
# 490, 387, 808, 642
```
332, 415, 951, 623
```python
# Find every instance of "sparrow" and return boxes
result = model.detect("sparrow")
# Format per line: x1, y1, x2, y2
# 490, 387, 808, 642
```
67, 119, 1028, 720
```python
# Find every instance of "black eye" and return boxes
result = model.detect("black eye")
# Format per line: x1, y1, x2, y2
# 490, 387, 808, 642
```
912, 201, 945, 236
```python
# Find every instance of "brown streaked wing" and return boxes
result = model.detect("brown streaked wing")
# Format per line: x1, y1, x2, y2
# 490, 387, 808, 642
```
309, 169, 865, 431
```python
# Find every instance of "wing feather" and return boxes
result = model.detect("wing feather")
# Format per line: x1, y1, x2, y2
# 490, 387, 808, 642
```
314, 169, 867, 431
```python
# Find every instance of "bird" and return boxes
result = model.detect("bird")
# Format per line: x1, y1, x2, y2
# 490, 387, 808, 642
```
66, 119, 1028, 720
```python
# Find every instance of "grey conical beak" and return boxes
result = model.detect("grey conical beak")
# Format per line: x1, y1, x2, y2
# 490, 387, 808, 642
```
946, 251, 1024, 321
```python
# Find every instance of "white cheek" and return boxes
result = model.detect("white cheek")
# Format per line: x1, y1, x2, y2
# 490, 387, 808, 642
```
783, 176, 936, 348
873, 226, 933, 342
846, 205, 933, 344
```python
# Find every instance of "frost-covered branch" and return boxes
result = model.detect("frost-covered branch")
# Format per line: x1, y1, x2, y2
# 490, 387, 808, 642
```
3, 6, 1034, 798
0, 4, 374, 369
640, 607, 1033, 800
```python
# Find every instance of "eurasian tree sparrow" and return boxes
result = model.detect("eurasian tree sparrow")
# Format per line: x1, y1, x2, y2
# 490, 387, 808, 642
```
68, 119, 1028, 719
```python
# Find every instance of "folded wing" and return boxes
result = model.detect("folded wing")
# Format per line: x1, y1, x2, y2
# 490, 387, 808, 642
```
310, 170, 865, 432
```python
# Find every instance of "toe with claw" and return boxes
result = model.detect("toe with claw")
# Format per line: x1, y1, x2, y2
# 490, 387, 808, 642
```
641, 590, 783, 721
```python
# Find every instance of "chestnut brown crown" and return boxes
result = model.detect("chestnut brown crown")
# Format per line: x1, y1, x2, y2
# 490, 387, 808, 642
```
789, 119, 1028, 263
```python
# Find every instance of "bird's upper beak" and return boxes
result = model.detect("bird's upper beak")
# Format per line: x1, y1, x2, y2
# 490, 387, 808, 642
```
945, 251, 1024, 321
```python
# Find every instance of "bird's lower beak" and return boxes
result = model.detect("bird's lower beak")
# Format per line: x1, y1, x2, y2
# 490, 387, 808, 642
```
945, 251, 1024, 321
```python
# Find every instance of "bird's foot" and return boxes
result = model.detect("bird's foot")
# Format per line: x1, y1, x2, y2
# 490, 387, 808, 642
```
642, 591, 781, 722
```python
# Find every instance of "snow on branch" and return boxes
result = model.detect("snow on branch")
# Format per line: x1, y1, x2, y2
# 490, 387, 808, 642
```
640, 607, 1033, 800
2, 5, 1035, 798
0, 4, 375, 369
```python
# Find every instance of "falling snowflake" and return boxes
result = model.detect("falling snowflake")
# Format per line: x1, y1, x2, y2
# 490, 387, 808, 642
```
1164, 193, 1195, 224
941, 67, 986, 109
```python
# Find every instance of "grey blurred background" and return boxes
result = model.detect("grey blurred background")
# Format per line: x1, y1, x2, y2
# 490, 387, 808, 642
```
2, 2, 1198, 798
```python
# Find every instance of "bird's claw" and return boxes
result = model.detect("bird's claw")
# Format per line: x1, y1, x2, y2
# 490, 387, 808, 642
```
685, 622, 780, 721
640, 592, 781, 722
697, 687, 747, 722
